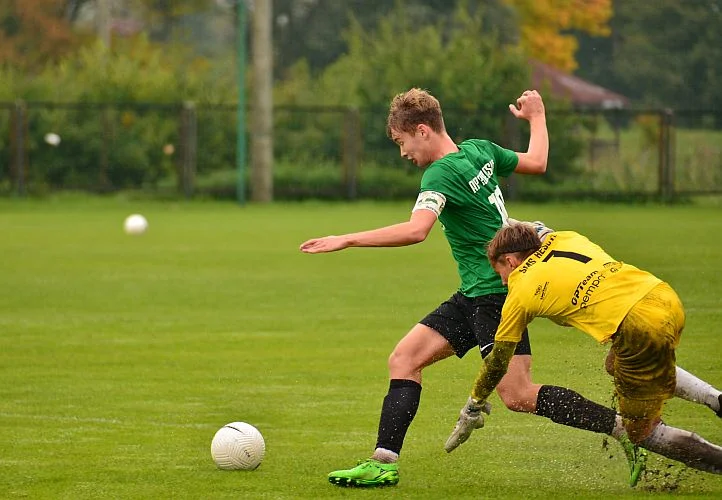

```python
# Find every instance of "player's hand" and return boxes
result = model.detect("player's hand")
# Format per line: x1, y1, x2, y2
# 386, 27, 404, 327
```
444, 397, 492, 453
509, 90, 545, 121
530, 220, 554, 242
299, 236, 349, 253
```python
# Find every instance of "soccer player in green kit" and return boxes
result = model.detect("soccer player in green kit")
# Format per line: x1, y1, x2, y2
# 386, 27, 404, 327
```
300, 88, 651, 487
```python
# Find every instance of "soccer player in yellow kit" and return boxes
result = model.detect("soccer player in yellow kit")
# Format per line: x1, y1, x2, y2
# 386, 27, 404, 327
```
446, 222, 722, 474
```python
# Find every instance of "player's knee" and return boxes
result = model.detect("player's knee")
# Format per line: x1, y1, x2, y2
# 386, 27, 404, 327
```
496, 385, 536, 413
387, 349, 404, 370
387, 349, 418, 376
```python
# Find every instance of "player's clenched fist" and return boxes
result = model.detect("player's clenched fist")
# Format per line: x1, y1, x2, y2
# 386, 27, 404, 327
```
509, 90, 545, 121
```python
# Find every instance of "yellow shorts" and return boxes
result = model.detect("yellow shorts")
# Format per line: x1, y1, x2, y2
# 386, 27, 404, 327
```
611, 282, 685, 422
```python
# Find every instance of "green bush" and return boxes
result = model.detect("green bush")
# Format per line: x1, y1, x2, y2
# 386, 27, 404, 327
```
193, 159, 422, 201
1, 37, 236, 192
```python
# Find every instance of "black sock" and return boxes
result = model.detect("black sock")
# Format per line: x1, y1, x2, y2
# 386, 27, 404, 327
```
535, 385, 616, 435
375, 379, 422, 455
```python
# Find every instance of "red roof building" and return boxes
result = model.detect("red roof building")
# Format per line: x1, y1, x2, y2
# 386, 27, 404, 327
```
531, 60, 630, 109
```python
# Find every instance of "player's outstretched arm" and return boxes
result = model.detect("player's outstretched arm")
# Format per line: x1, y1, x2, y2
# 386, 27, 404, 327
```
510, 90, 548, 175
471, 342, 516, 402
299, 209, 437, 254
445, 342, 516, 452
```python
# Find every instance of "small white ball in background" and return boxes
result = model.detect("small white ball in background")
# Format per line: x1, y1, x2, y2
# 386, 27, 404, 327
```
211, 422, 265, 470
123, 214, 148, 235
44, 133, 61, 146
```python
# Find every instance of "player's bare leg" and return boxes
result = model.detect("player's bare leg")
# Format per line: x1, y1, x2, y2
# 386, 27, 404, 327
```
372, 324, 455, 462
328, 324, 454, 487
495, 355, 541, 412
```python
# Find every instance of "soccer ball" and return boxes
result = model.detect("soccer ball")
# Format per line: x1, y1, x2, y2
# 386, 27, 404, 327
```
211, 422, 265, 470
44, 132, 61, 146
123, 214, 148, 235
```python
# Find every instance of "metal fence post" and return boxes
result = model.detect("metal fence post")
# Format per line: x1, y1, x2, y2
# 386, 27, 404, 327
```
658, 109, 675, 201
342, 108, 360, 200
99, 106, 113, 192
12, 100, 26, 197
180, 101, 197, 199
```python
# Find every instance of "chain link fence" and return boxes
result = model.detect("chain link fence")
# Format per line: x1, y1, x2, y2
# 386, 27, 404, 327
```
1, 101, 720, 201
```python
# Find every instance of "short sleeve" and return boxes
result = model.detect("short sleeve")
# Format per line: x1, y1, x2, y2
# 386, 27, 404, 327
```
494, 293, 532, 343
488, 141, 518, 178
419, 165, 451, 196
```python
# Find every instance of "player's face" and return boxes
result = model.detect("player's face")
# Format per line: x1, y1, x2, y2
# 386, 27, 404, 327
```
390, 126, 432, 167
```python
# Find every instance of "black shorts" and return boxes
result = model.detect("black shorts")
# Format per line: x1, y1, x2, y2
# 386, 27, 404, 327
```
419, 292, 532, 358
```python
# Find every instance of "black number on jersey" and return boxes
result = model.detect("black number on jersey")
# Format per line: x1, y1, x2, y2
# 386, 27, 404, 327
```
542, 250, 592, 264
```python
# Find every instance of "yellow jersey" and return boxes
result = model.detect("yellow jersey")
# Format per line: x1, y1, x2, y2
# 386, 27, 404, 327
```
496, 231, 662, 344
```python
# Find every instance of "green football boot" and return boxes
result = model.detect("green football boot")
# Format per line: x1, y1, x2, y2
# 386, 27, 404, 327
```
618, 434, 648, 487
328, 459, 399, 487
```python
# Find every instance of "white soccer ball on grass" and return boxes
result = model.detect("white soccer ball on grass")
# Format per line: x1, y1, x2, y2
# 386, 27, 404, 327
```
211, 422, 265, 470
123, 214, 148, 235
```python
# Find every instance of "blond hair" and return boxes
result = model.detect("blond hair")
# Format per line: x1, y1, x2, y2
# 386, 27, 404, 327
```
386, 88, 446, 137
487, 223, 542, 263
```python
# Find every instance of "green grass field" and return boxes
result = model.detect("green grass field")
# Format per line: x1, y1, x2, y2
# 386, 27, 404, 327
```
1, 197, 721, 499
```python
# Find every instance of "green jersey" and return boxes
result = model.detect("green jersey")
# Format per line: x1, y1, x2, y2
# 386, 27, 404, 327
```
414, 139, 518, 297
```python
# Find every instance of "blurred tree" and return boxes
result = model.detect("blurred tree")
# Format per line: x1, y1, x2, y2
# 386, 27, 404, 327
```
135, 0, 213, 42
273, 1, 583, 183
576, 0, 722, 109
275, 1, 528, 111
503, 0, 611, 72
272, 0, 516, 78
2, 35, 238, 192
274, 2, 525, 163
0, 0, 83, 70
